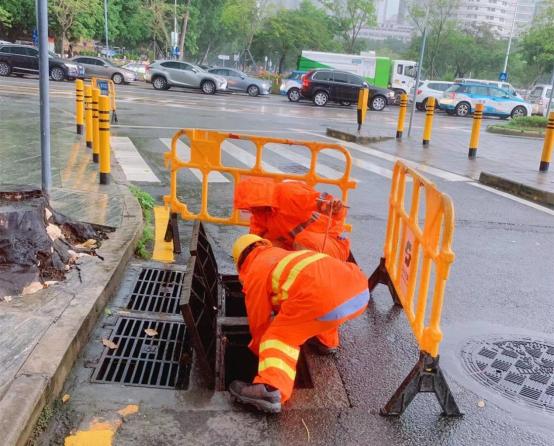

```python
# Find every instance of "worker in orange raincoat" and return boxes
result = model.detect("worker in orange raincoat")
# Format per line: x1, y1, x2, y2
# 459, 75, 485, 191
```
234, 177, 351, 261
228, 234, 369, 413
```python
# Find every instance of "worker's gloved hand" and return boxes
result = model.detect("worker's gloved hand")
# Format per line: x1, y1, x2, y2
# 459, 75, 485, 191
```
317, 198, 343, 215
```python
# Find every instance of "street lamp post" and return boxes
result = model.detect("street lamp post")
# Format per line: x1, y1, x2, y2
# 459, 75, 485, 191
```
501, 0, 518, 77
104, 0, 109, 56
173, 0, 178, 59
37, 0, 51, 195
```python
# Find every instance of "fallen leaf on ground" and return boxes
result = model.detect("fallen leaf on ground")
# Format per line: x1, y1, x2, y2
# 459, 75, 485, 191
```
117, 404, 139, 418
102, 338, 119, 349
144, 328, 158, 337
45, 281, 58, 288
62, 394, 71, 404
82, 239, 97, 248
45, 208, 52, 221
477, 400, 485, 408
22, 282, 44, 295
2, 296, 13, 303
104, 308, 112, 316
46, 223, 63, 240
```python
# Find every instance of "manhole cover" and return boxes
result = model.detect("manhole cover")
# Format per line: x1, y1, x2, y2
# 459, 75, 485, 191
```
91, 317, 190, 389
461, 336, 554, 414
127, 267, 184, 314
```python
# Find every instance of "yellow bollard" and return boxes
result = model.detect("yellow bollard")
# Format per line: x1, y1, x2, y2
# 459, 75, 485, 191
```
468, 103, 484, 159
396, 93, 408, 139
92, 87, 100, 163
357, 87, 369, 132
98, 95, 111, 184
75, 79, 84, 135
422, 96, 435, 146
84, 85, 93, 148
539, 111, 554, 172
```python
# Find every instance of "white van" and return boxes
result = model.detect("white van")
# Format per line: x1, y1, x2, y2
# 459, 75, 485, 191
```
528, 84, 553, 116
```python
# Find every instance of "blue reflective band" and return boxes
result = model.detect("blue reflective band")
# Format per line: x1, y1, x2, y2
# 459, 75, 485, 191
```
317, 289, 370, 321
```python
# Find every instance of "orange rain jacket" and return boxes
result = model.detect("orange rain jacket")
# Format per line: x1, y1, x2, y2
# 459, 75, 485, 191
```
239, 244, 369, 402
234, 178, 350, 260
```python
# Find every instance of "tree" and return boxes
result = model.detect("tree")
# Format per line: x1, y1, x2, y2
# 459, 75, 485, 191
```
0, 6, 12, 29
521, 4, 554, 77
177, 0, 192, 60
0, 0, 35, 40
49, 0, 98, 52
320, 0, 376, 53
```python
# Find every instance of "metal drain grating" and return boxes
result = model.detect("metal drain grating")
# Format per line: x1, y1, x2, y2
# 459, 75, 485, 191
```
91, 317, 190, 389
461, 337, 554, 414
126, 267, 184, 314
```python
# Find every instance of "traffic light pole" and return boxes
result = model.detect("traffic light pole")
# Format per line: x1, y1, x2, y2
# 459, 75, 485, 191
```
37, 0, 51, 195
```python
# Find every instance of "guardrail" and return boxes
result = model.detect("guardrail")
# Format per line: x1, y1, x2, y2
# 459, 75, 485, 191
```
368, 160, 462, 417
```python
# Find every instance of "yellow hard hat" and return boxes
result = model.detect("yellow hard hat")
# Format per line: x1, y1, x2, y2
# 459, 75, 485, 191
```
232, 234, 266, 265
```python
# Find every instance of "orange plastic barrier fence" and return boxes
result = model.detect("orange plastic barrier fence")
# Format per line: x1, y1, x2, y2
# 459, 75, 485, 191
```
163, 129, 357, 228
91, 77, 118, 122
368, 160, 461, 417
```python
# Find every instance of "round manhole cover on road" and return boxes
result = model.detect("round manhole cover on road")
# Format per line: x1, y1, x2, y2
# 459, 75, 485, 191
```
461, 336, 554, 414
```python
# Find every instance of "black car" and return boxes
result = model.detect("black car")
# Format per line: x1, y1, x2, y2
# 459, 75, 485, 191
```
0, 44, 84, 81
300, 69, 395, 111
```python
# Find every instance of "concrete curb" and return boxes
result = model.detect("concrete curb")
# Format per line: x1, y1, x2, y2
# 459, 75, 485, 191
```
326, 128, 394, 144
479, 171, 554, 208
486, 125, 545, 139
0, 166, 143, 446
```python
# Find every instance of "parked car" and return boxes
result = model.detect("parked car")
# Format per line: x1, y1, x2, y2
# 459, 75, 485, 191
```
207, 67, 271, 96
454, 78, 520, 98
122, 62, 148, 80
0, 44, 84, 80
439, 83, 531, 118
280, 70, 305, 102
528, 84, 553, 116
300, 69, 395, 110
70, 56, 135, 84
412, 80, 453, 111
144, 60, 227, 94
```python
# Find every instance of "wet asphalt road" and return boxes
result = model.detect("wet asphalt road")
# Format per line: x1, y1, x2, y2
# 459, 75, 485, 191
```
2, 76, 554, 445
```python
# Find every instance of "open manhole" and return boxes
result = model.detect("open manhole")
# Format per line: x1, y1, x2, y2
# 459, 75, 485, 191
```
91, 316, 190, 389
461, 336, 554, 414
126, 267, 184, 314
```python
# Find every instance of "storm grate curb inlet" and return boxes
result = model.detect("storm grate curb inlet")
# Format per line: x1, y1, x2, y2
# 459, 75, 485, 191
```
461, 337, 554, 414
91, 316, 190, 389
126, 267, 185, 314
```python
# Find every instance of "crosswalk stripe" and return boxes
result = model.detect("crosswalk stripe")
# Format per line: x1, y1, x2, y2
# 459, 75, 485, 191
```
321, 149, 392, 179
111, 136, 160, 183
221, 140, 282, 173
264, 143, 360, 182
160, 138, 228, 183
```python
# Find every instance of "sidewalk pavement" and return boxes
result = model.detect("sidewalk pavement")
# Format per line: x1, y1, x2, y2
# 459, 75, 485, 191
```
0, 128, 142, 445
328, 120, 554, 207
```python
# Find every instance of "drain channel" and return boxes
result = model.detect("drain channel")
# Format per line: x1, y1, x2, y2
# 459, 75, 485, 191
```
126, 267, 184, 314
91, 316, 189, 389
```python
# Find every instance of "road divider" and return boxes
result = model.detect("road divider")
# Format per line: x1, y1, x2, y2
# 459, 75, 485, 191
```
91, 87, 100, 163
539, 111, 554, 172
422, 97, 435, 146
368, 160, 462, 417
84, 86, 93, 149
99, 95, 111, 185
468, 103, 484, 159
357, 87, 369, 132
396, 93, 408, 139
75, 79, 84, 135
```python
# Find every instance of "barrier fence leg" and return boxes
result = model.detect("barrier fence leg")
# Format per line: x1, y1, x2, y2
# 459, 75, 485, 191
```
367, 257, 401, 306
422, 97, 436, 146
539, 111, 554, 172
380, 351, 463, 417
164, 212, 182, 254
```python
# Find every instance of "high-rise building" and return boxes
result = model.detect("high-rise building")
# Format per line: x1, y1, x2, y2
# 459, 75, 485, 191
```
454, 0, 537, 38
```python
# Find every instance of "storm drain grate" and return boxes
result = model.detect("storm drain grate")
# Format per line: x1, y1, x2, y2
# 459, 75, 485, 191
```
126, 267, 184, 314
91, 317, 190, 389
462, 337, 554, 414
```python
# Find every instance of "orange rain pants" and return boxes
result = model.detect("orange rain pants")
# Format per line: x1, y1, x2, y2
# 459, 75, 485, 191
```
234, 178, 350, 261
239, 245, 369, 403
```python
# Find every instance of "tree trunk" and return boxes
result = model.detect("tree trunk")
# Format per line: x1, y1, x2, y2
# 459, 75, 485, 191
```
201, 42, 211, 65
61, 30, 67, 57
178, 1, 191, 61
278, 53, 286, 74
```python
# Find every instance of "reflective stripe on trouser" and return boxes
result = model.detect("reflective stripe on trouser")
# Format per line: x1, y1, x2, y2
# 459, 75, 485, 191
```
253, 290, 369, 402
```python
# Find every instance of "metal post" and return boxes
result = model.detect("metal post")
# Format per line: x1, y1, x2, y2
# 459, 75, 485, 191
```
38, 0, 51, 195
174, 0, 178, 59
547, 69, 554, 118
502, 0, 518, 75
407, 3, 429, 137
104, 0, 109, 56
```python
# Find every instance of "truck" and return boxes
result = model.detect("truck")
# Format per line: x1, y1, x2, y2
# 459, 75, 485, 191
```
297, 50, 417, 103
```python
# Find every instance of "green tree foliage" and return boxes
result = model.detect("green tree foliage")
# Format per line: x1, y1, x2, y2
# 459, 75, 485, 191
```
0, 6, 12, 29
522, 4, 554, 76
0, 0, 35, 40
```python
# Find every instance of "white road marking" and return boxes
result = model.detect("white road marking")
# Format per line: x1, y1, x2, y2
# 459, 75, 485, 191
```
160, 138, 228, 183
468, 182, 554, 216
322, 149, 392, 179
110, 136, 160, 183
221, 140, 282, 173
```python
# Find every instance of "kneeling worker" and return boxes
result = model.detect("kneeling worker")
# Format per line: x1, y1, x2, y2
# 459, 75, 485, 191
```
229, 234, 369, 413
234, 177, 351, 261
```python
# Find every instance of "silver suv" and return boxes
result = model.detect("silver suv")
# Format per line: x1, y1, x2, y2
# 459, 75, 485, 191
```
144, 60, 227, 94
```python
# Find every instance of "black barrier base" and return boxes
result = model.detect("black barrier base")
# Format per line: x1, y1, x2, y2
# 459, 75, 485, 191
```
468, 148, 477, 159
422, 140, 430, 147
367, 257, 401, 306
112, 112, 118, 123
380, 351, 463, 417
92, 153, 99, 163
540, 161, 549, 172
77, 124, 83, 135
396, 131, 402, 139
99, 172, 110, 185
86, 141, 92, 149
164, 212, 181, 254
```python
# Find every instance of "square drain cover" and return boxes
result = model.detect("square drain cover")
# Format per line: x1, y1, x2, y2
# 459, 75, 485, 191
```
91, 316, 190, 389
127, 267, 184, 314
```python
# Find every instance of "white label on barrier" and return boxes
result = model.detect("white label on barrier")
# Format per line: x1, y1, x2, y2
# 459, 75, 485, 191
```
399, 228, 415, 297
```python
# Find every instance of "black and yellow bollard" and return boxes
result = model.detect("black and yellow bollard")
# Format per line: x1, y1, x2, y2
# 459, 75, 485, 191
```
468, 103, 484, 159
422, 97, 435, 146
84, 85, 93, 148
92, 87, 100, 163
99, 95, 111, 185
357, 87, 369, 132
396, 93, 408, 139
75, 79, 84, 135
539, 111, 554, 172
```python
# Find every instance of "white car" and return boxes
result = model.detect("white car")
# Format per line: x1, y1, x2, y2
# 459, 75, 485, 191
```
412, 80, 453, 111
454, 78, 520, 98
279, 70, 305, 102
528, 84, 553, 116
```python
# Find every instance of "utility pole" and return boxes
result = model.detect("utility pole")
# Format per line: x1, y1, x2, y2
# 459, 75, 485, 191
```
408, 2, 429, 137
37, 0, 51, 194
104, 0, 109, 56
173, 0, 177, 59
501, 0, 518, 77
